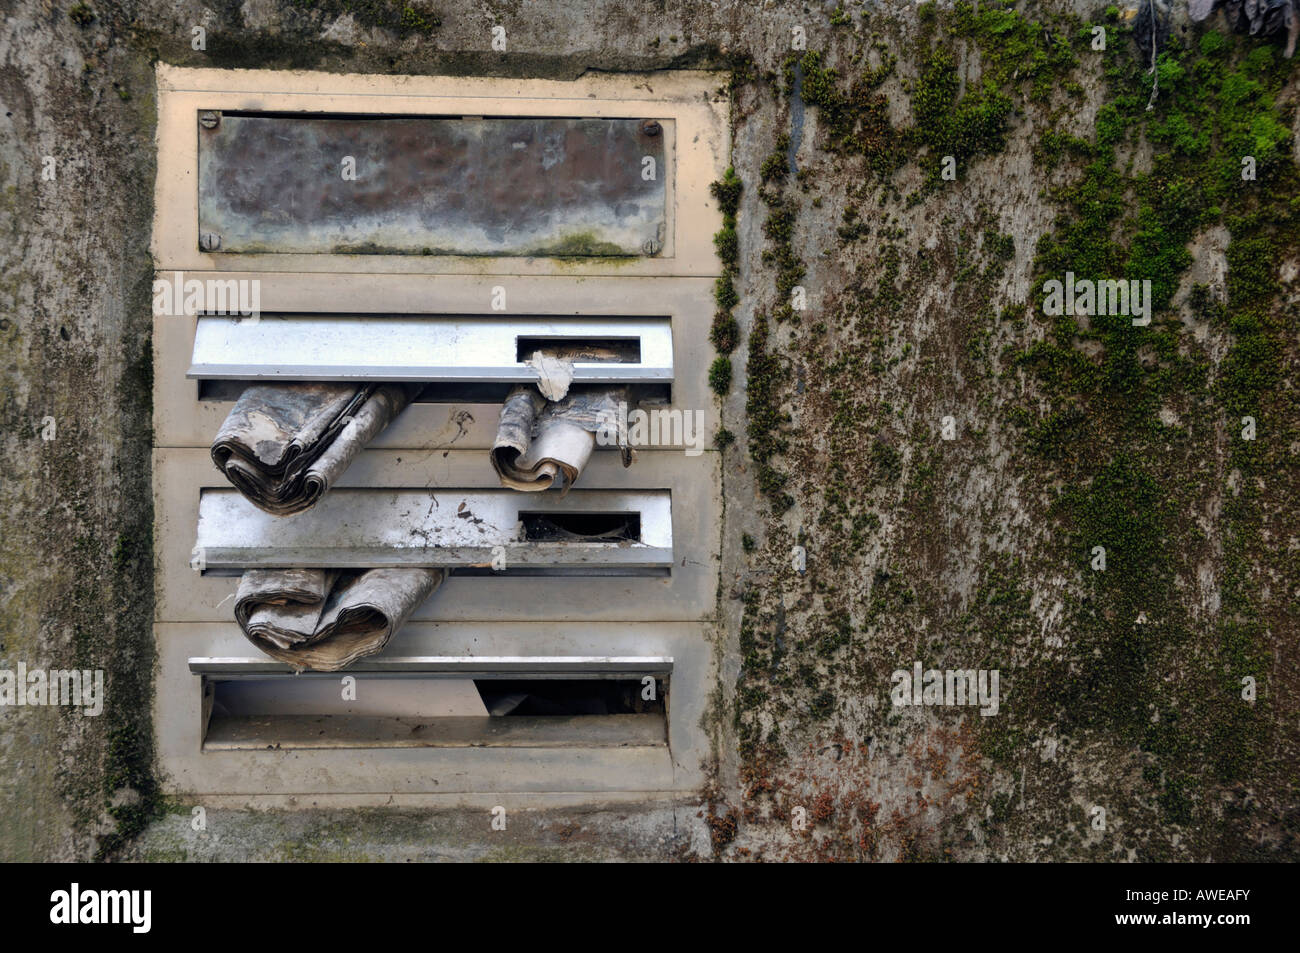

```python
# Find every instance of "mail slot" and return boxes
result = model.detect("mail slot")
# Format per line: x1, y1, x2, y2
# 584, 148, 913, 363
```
192, 656, 670, 750
194, 487, 674, 574
153, 276, 716, 452
186, 314, 674, 386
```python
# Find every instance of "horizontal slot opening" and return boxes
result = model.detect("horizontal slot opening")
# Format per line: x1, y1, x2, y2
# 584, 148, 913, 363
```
450, 566, 670, 577
515, 337, 641, 364
520, 511, 641, 543
202, 674, 667, 749
476, 679, 665, 716
198, 380, 672, 405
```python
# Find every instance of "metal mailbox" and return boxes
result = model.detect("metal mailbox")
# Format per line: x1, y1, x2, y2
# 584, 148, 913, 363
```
151, 66, 727, 804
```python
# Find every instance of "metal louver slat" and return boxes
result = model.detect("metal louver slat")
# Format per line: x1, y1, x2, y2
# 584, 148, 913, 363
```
194, 488, 674, 572
187, 314, 674, 383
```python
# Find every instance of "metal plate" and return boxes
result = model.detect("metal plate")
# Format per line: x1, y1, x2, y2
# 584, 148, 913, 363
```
198, 114, 668, 256
187, 314, 673, 383
189, 656, 675, 676
194, 488, 673, 571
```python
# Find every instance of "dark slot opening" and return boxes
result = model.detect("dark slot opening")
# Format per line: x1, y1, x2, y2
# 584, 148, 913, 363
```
520, 511, 640, 542
451, 565, 670, 578
199, 380, 671, 404
199, 379, 253, 401
200, 674, 670, 749
412, 382, 512, 403
515, 337, 640, 364
476, 679, 666, 717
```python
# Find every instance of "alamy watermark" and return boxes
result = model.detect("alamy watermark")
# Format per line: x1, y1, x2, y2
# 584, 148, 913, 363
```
1041, 272, 1152, 326
0, 663, 104, 716
595, 401, 707, 456
152, 270, 261, 320
50, 883, 150, 933
890, 661, 1000, 716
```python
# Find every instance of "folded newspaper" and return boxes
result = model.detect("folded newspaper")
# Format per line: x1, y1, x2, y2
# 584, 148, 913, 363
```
491, 384, 633, 493
211, 382, 420, 516
234, 567, 444, 671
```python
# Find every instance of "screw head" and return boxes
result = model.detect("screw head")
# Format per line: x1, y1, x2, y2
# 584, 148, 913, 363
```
199, 232, 221, 252
639, 119, 662, 137
199, 111, 220, 129
642, 238, 662, 256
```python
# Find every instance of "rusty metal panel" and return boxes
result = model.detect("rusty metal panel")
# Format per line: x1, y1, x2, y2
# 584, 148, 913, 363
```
197, 113, 668, 257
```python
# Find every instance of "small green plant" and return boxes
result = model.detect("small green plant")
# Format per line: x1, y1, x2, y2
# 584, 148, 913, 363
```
760, 150, 788, 183
710, 166, 744, 360
713, 274, 739, 311
912, 48, 1013, 188
708, 356, 733, 395
710, 312, 739, 353
710, 166, 743, 217
713, 224, 739, 269
400, 6, 441, 32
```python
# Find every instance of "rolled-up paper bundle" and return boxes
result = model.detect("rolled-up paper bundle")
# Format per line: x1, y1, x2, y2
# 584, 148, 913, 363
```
212, 382, 420, 516
491, 385, 632, 493
234, 567, 445, 671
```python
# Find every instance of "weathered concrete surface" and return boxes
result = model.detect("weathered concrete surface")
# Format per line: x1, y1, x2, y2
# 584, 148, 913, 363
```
3, 0, 1298, 861
0, 0, 158, 861
119, 801, 712, 861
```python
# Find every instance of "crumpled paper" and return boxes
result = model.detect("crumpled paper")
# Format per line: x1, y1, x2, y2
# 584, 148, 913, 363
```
524, 351, 576, 402
521, 341, 640, 401
234, 567, 444, 671
211, 382, 421, 516
491, 384, 633, 493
